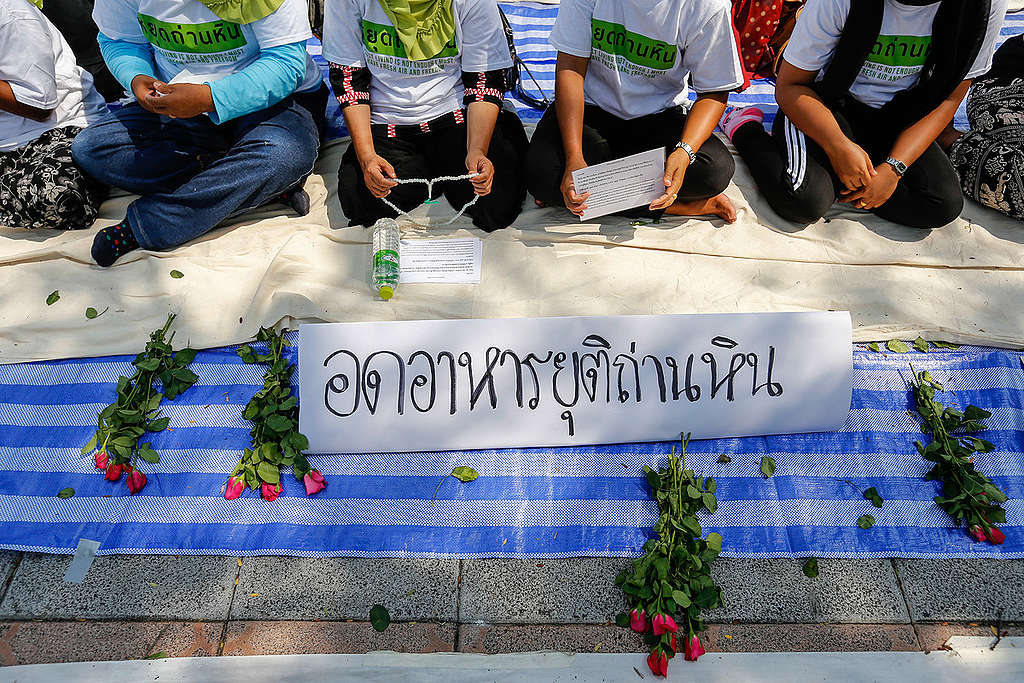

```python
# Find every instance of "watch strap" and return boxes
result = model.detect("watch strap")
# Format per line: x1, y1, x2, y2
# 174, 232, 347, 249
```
674, 141, 697, 165
885, 157, 908, 176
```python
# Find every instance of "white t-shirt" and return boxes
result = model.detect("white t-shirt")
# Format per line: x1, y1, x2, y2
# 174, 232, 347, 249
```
548, 0, 744, 120
322, 0, 512, 125
0, 0, 106, 152
785, 0, 1007, 109
93, 0, 322, 93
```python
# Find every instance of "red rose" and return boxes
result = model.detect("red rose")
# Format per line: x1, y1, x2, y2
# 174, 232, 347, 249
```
968, 525, 987, 542
95, 451, 109, 470
303, 469, 327, 496
104, 463, 123, 481
126, 469, 147, 495
985, 526, 1006, 545
652, 613, 678, 636
630, 608, 648, 633
261, 482, 280, 502
684, 635, 706, 662
224, 476, 244, 501
647, 648, 668, 677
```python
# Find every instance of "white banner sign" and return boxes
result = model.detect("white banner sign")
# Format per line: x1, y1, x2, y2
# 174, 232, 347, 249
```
298, 312, 853, 453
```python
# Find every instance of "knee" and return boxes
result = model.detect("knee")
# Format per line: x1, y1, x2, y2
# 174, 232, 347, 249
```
70, 125, 106, 178
258, 127, 319, 185
907, 192, 965, 230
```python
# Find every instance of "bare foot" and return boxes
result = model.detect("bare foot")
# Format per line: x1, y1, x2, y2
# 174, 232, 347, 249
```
664, 193, 737, 223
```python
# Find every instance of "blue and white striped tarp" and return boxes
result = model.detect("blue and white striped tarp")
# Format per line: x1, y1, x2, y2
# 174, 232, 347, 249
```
0, 341, 1020, 558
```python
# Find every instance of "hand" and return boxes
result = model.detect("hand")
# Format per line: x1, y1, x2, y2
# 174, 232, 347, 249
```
131, 75, 161, 114
143, 82, 214, 119
359, 153, 398, 198
465, 150, 494, 196
560, 157, 589, 217
827, 139, 876, 192
650, 148, 690, 210
839, 163, 900, 210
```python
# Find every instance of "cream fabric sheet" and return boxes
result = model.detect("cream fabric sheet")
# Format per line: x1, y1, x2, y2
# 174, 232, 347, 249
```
0, 140, 1021, 364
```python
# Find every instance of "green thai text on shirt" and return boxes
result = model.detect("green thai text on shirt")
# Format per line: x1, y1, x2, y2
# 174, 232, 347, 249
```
137, 14, 247, 54
361, 20, 458, 60
591, 19, 677, 72
867, 34, 932, 67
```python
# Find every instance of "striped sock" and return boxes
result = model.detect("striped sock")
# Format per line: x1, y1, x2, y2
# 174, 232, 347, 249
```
91, 219, 139, 267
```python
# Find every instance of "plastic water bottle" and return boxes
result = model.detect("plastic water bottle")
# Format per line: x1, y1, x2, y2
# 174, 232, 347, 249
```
371, 218, 400, 300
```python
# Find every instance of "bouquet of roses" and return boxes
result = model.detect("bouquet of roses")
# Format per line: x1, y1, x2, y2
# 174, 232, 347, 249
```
615, 434, 723, 676
224, 327, 324, 501
82, 314, 198, 495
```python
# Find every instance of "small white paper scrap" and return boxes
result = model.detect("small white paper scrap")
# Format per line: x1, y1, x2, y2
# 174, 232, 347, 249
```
572, 147, 666, 221
399, 237, 482, 284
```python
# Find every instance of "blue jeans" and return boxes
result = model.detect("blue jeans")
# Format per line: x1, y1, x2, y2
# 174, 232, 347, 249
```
72, 85, 326, 250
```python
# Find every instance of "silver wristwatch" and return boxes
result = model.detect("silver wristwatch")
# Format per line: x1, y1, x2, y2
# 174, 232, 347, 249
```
674, 141, 697, 165
884, 157, 908, 177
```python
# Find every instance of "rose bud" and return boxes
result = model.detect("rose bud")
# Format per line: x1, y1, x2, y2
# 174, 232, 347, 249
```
224, 476, 244, 501
95, 451, 109, 470
652, 613, 678, 635
668, 633, 677, 658
303, 470, 327, 496
630, 608, 648, 633
126, 469, 147, 495
684, 635, 706, 662
261, 482, 280, 502
985, 526, 1006, 545
647, 648, 668, 677
105, 463, 123, 481
968, 525, 987, 543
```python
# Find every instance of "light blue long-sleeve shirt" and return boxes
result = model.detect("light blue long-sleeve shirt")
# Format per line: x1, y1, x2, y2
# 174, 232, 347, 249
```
97, 32, 308, 124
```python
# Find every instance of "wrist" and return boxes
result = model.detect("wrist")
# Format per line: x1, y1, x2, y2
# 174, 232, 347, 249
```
466, 146, 487, 159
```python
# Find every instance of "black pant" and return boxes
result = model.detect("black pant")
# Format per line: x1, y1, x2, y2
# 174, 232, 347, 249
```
732, 99, 964, 229
525, 104, 735, 218
339, 109, 528, 231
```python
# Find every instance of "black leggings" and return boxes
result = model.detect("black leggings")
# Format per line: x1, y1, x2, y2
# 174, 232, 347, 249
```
338, 109, 528, 231
525, 104, 735, 218
732, 99, 964, 229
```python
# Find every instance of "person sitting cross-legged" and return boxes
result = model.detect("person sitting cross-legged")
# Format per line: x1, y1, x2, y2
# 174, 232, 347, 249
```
72, 0, 329, 267
525, 0, 745, 222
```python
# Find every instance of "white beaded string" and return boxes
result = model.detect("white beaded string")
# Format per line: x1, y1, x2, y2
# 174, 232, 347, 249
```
380, 173, 480, 228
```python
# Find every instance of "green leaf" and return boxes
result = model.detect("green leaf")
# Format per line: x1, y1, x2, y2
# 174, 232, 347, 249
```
138, 444, 160, 464
369, 604, 390, 632
145, 652, 169, 660
135, 357, 161, 372
614, 612, 630, 628
264, 414, 291, 433
243, 402, 259, 421
686, 485, 701, 499
46, 290, 60, 306
760, 456, 776, 478
169, 270, 184, 279
646, 468, 661, 490
81, 433, 98, 455
913, 336, 930, 353
705, 477, 716, 494
672, 590, 691, 608
863, 487, 884, 508
174, 348, 198, 366
931, 341, 961, 350
147, 416, 170, 432
866, 342, 881, 353
857, 514, 876, 529
57, 487, 75, 499
451, 466, 479, 482
963, 405, 992, 421
256, 460, 280, 485
802, 557, 819, 578
886, 339, 910, 353
86, 307, 98, 319
702, 492, 718, 514
705, 532, 722, 551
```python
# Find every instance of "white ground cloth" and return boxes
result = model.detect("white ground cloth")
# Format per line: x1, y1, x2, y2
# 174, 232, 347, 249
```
0, 140, 1021, 364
